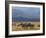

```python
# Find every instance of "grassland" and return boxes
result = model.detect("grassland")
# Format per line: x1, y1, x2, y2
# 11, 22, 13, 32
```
12, 22, 40, 31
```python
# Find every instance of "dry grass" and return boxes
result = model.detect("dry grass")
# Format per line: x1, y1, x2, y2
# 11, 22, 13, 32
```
12, 22, 40, 31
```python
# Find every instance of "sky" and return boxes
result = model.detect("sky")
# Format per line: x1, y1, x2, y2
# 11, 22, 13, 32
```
12, 7, 40, 21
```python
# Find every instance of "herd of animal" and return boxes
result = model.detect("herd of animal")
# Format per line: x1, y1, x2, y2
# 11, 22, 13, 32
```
12, 23, 40, 27
12, 22, 40, 31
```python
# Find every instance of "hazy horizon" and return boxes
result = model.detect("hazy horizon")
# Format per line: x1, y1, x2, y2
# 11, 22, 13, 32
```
12, 7, 40, 22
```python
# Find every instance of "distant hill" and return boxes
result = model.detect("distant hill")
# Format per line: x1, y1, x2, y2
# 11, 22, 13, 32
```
12, 16, 40, 22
